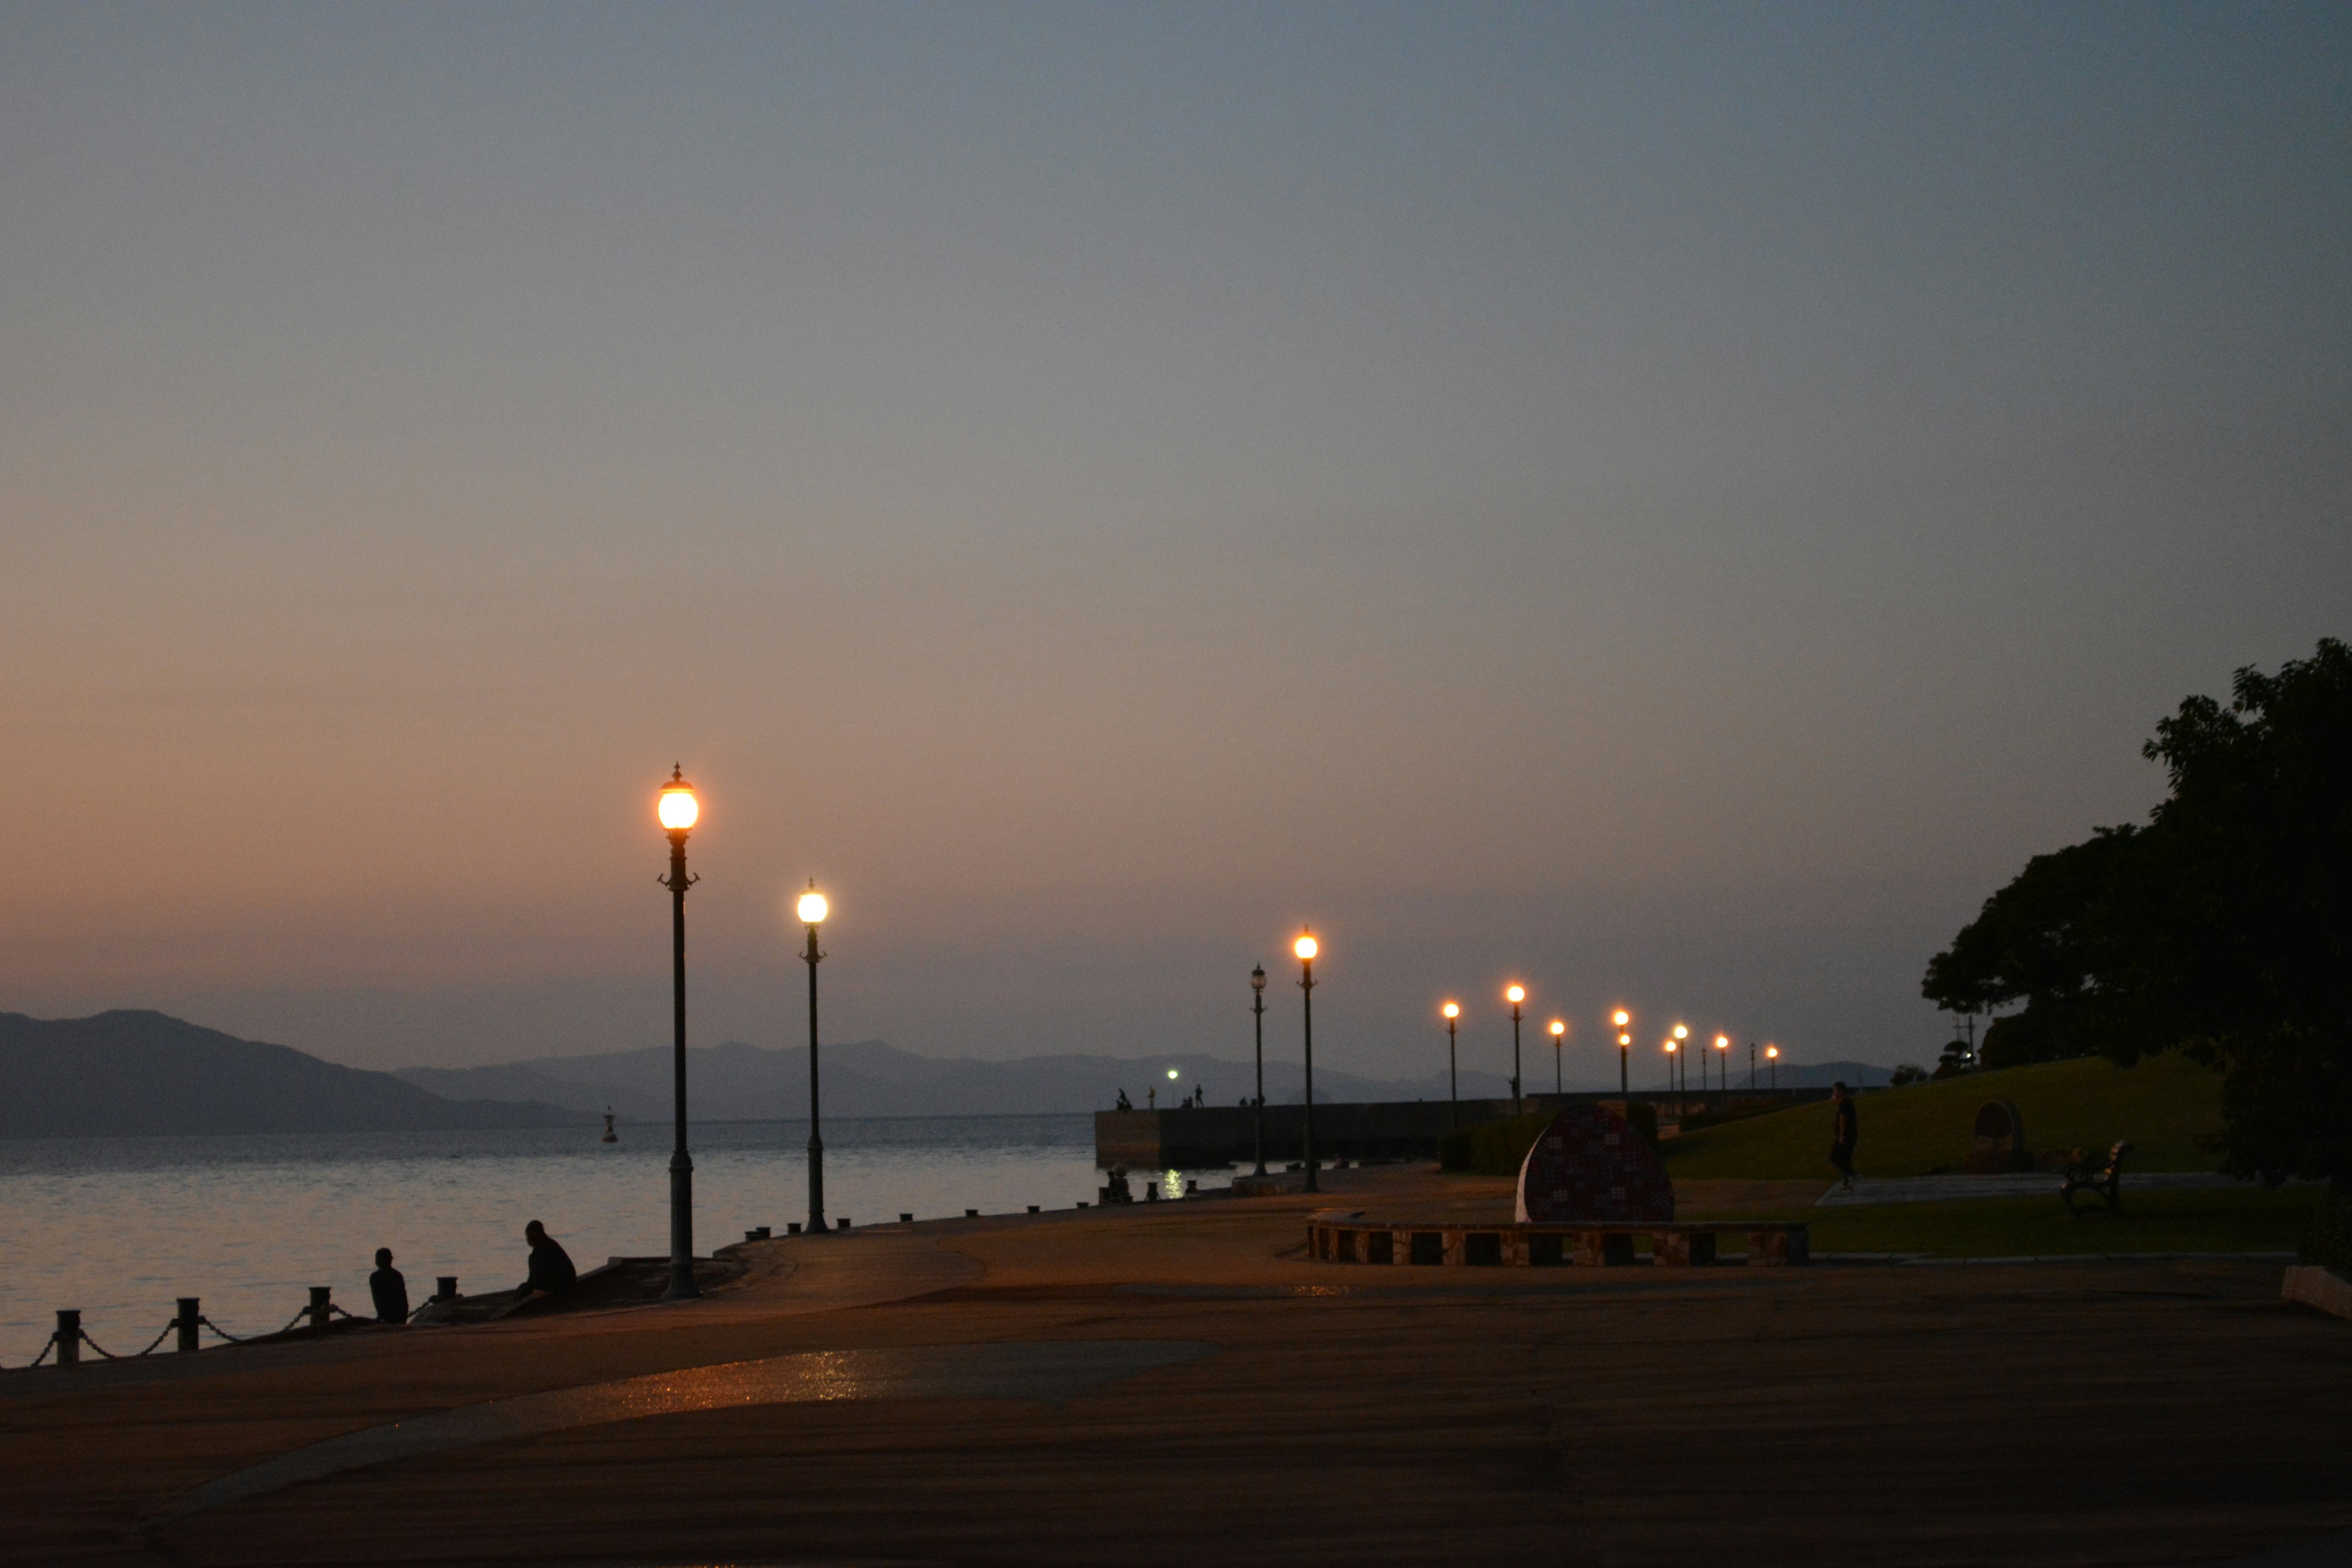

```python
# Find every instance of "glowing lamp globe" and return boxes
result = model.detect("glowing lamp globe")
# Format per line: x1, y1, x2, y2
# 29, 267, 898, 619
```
1672, 1023, 1689, 1041
1294, 933, 1317, 962
1665, 1040, 1678, 1054
1618, 1032, 1631, 1046
1714, 1034, 1728, 1050
1442, 1001, 1460, 1020
1612, 1009, 1630, 1027
1766, 1044, 1780, 1060
1506, 984, 1525, 1005
1549, 1020, 1566, 1038
797, 889, 829, 925
655, 769, 699, 832
1167, 1068, 1179, 1080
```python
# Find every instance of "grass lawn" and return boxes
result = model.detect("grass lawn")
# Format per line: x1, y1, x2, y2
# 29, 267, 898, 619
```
1683, 1185, 2320, 1259
1663, 1050, 2225, 1180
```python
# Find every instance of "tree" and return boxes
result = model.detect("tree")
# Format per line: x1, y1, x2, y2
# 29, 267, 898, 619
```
1924, 639, 2352, 1189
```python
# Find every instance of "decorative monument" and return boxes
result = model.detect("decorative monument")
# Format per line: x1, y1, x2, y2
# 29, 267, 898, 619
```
1964, 1099, 2032, 1174
1514, 1104, 1674, 1224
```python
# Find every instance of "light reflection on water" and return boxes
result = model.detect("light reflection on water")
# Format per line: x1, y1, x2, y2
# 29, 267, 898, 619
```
0, 1116, 1234, 1358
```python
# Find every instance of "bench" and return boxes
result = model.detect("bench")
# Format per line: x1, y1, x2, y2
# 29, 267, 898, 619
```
1307, 1216, 1809, 1268
2060, 1140, 2132, 1216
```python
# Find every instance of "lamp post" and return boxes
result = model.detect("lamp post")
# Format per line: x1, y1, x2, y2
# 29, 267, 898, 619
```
1251, 966, 1268, 1176
1296, 930, 1319, 1194
1749, 1039, 1757, 1091
1612, 1009, 1631, 1098
797, 881, 829, 1239
1714, 1034, 1730, 1096
1664, 1036, 1676, 1093
1442, 1002, 1461, 1128
655, 767, 701, 1302
1549, 1020, 1566, 1097
1506, 985, 1526, 1112
1766, 1042, 1779, 1091
1672, 1023, 1690, 1101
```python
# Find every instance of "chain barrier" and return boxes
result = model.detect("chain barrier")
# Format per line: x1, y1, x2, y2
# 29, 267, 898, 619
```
12, 1289, 372, 1369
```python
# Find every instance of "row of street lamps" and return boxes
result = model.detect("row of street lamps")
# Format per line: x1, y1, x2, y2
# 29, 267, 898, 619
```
656, 764, 1793, 1292
1428, 993, 1784, 1112
653, 768, 835, 1302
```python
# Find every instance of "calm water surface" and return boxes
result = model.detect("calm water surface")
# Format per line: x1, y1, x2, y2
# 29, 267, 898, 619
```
0, 1116, 1224, 1360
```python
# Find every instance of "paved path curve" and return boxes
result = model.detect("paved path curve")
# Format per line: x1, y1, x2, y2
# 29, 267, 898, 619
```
152, 1339, 1216, 1527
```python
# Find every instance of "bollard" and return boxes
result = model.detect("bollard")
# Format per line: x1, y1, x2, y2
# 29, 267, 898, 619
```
900, 1213, 913, 1224
745, 1230, 760, 1243
55, 1309, 80, 1369
786, 1222, 802, 1235
1077, 1201, 1089, 1208
835, 1218, 850, 1231
965, 1208, 978, 1218
754, 1226, 771, 1240
307, 1286, 332, 1331
1027, 1204, 1040, 1213
436, 1276, 458, 1302
176, 1297, 201, 1355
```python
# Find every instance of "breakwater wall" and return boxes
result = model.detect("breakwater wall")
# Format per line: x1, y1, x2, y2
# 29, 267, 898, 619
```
1095, 1088, 1832, 1168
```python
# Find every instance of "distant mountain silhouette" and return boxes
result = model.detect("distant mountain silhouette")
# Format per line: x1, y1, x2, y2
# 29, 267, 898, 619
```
396, 1039, 1522, 1121
0, 1012, 581, 1138
396, 1039, 1889, 1121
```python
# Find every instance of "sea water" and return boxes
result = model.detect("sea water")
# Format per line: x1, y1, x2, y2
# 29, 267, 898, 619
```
0, 1115, 1220, 1361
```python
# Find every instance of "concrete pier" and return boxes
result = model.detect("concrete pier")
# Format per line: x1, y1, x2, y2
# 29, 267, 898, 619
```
1096, 1088, 1831, 1166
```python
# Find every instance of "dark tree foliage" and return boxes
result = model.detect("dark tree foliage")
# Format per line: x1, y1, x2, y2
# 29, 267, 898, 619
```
1924, 639, 2352, 1188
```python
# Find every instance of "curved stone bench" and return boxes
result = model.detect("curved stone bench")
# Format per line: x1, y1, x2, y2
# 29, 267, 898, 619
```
1307, 1216, 1808, 1267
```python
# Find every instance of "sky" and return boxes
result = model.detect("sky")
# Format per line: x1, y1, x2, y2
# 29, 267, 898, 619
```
3, 3, 2346, 1087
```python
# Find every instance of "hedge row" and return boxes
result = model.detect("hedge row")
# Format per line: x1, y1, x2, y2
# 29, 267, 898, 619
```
1438, 1103, 1658, 1176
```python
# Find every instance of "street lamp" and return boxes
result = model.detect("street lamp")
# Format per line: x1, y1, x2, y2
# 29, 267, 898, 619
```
1612, 1009, 1632, 1098
1672, 1023, 1690, 1099
1506, 984, 1526, 1112
655, 766, 701, 1302
1442, 1002, 1461, 1128
1663, 1036, 1678, 1094
1549, 1019, 1566, 1096
1749, 1038, 1757, 1091
1713, 1033, 1730, 1096
1295, 930, 1319, 1194
796, 881, 828, 1239
1250, 966, 1268, 1176
1766, 1042, 1780, 1090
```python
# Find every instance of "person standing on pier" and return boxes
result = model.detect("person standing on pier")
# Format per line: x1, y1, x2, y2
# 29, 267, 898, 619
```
369, 1247, 410, 1325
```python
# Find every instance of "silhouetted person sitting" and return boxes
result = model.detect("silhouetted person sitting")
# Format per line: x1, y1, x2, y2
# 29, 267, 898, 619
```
369, 1246, 410, 1325
1115, 1089, 1132, 1110
517, 1219, 578, 1298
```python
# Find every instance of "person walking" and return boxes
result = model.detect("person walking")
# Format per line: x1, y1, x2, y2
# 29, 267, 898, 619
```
1828, 1081, 1859, 1193
369, 1246, 410, 1325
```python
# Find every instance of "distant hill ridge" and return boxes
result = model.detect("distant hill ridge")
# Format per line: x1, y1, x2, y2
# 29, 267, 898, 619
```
396, 1039, 1894, 1122
0, 1012, 579, 1139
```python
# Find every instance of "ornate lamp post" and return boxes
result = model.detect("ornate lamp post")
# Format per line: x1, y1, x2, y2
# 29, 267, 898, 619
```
1441, 1002, 1461, 1128
1612, 1009, 1632, 1098
1749, 1038, 1758, 1090
1505, 984, 1526, 1112
1663, 1036, 1678, 1094
1295, 930, 1319, 1194
1250, 965, 1268, 1176
1672, 1023, 1690, 1098
1548, 1019, 1566, 1096
655, 767, 702, 1302
1766, 1042, 1780, 1090
1714, 1034, 1730, 1095
797, 881, 829, 1238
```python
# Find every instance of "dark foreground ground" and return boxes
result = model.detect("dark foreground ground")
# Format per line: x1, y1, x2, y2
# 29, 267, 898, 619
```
4, 1167, 2346, 1567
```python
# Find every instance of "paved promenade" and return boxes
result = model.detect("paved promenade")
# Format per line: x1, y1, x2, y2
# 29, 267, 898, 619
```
4, 1167, 2346, 1566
